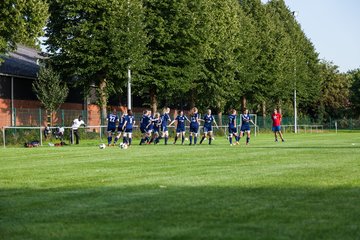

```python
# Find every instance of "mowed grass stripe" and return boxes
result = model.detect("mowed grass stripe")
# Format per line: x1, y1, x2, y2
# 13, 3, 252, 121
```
0, 133, 359, 239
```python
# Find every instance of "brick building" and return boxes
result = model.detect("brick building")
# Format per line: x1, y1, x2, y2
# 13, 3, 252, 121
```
0, 45, 105, 128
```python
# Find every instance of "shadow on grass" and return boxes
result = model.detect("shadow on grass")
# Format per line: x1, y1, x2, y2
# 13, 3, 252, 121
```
1, 186, 359, 239
250, 146, 360, 149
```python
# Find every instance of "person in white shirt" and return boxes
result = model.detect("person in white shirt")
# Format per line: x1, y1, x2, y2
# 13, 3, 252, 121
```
70, 115, 86, 144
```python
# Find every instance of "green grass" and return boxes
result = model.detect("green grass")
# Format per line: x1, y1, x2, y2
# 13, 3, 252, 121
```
1, 133, 360, 239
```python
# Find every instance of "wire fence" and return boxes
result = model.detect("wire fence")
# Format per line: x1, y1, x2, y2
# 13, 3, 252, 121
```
3, 108, 360, 132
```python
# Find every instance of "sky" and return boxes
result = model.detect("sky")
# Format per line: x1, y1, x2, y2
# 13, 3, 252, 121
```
262, 0, 360, 73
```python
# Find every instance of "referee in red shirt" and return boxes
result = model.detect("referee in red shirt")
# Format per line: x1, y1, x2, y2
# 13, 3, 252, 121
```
271, 109, 285, 142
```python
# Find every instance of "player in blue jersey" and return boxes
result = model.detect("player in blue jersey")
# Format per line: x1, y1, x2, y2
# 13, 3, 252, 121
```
169, 110, 190, 145
146, 111, 155, 144
122, 109, 135, 146
114, 109, 126, 145
160, 107, 171, 145
239, 108, 255, 145
139, 110, 152, 145
200, 109, 218, 145
189, 107, 200, 145
106, 109, 119, 146
149, 112, 162, 144
228, 109, 240, 146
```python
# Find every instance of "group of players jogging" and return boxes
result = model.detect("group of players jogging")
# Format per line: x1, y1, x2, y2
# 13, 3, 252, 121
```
105, 106, 285, 147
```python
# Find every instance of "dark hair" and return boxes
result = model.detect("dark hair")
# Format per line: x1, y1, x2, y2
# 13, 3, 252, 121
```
178, 110, 182, 115
128, 109, 133, 116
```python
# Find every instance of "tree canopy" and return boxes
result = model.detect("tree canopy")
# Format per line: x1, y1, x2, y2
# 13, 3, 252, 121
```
43, 0, 359, 121
0, 0, 48, 57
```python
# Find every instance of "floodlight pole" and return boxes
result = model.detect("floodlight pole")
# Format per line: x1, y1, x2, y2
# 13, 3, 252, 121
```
294, 83, 297, 133
127, 68, 132, 110
292, 11, 298, 134
127, 0, 132, 111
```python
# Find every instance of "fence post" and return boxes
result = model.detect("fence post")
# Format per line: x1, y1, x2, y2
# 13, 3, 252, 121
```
2, 127, 5, 148
13, 108, 16, 127
62, 109, 65, 126
39, 108, 42, 127
335, 121, 338, 134
40, 126, 43, 146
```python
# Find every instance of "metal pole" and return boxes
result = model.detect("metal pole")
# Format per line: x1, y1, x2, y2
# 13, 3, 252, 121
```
127, 68, 132, 110
2, 127, 5, 148
294, 88, 297, 133
40, 126, 43, 146
11, 77, 14, 126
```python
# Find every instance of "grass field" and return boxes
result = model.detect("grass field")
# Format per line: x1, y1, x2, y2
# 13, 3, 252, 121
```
1, 132, 360, 239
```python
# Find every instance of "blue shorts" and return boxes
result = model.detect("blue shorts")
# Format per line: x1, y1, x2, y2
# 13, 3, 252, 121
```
153, 127, 160, 133
107, 126, 116, 133
228, 126, 237, 134
125, 128, 132, 133
190, 123, 199, 133
203, 125, 212, 133
272, 126, 281, 132
176, 126, 186, 133
161, 125, 168, 132
140, 127, 147, 134
117, 125, 125, 132
241, 125, 250, 132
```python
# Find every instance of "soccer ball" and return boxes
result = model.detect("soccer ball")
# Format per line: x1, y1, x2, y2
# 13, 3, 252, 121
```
119, 142, 128, 149
99, 143, 106, 149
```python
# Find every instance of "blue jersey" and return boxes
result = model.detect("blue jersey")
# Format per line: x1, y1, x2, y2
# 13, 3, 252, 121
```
229, 114, 236, 127
203, 114, 214, 127
176, 115, 187, 129
119, 114, 126, 128
153, 118, 162, 132
190, 113, 199, 124
140, 114, 150, 129
125, 115, 134, 130
107, 113, 118, 129
161, 113, 170, 127
241, 114, 251, 127
148, 115, 155, 130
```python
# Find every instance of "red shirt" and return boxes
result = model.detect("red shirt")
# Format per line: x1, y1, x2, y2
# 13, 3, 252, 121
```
271, 113, 282, 127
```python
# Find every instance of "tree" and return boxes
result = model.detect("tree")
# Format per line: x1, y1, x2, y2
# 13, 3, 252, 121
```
0, 0, 48, 58
32, 65, 69, 125
318, 61, 351, 119
46, 0, 148, 119
349, 68, 360, 116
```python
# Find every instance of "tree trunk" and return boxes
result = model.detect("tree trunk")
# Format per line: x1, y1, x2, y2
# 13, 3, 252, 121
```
189, 90, 196, 109
150, 87, 157, 113
277, 99, 282, 114
241, 96, 247, 111
99, 78, 108, 124
262, 100, 266, 128
217, 111, 222, 127
216, 101, 223, 126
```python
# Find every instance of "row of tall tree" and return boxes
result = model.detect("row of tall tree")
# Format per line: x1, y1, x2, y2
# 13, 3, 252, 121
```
1, 0, 360, 122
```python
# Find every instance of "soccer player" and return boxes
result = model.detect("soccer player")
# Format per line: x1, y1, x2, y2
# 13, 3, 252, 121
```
139, 110, 152, 145
239, 108, 255, 145
150, 112, 162, 144
169, 110, 189, 145
228, 109, 240, 146
189, 107, 200, 145
160, 107, 171, 145
146, 111, 155, 144
123, 109, 135, 146
70, 115, 86, 144
114, 109, 127, 145
271, 108, 285, 142
106, 109, 119, 146
200, 109, 218, 145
